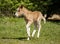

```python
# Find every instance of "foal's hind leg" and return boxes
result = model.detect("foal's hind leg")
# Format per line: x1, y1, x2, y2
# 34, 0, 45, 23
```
37, 20, 41, 38
26, 21, 32, 40
32, 21, 37, 37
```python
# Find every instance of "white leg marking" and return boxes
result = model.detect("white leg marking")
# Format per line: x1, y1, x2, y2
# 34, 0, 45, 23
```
37, 21, 41, 38
26, 24, 30, 40
27, 37, 30, 40
32, 30, 36, 37
37, 25, 41, 38
32, 22, 37, 37
26, 21, 32, 40
26, 24, 30, 37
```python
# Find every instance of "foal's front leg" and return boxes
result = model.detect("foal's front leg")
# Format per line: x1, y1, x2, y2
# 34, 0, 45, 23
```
26, 21, 32, 40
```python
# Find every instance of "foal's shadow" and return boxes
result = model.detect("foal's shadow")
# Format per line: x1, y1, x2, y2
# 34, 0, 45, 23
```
2, 37, 27, 40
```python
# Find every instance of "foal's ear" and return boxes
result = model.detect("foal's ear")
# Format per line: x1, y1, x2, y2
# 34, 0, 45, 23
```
19, 5, 24, 8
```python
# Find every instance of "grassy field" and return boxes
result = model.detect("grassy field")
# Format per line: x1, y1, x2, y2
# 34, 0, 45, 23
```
0, 17, 60, 44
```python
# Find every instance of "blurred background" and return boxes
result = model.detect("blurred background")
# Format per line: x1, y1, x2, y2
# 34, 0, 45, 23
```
0, 0, 60, 20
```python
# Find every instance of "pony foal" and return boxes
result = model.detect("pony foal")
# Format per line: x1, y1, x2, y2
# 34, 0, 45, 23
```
15, 5, 46, 40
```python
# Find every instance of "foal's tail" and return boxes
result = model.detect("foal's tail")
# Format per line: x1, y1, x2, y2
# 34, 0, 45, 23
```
42, 14, 46, 24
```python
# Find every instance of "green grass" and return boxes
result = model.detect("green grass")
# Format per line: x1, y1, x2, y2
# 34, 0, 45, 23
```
0, 17, 60, 44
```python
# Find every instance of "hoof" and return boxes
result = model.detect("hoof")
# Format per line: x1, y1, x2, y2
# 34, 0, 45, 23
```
27, 38, 30, 40
37, 36, 39, 38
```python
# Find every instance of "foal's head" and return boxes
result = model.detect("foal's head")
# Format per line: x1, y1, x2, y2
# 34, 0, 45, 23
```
15, 5, 24, 17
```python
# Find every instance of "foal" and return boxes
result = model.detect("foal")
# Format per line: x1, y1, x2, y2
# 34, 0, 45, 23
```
15, 5, 46, 40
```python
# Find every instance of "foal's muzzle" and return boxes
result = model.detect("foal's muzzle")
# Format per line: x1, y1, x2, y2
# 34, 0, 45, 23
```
15, 12, 19, 17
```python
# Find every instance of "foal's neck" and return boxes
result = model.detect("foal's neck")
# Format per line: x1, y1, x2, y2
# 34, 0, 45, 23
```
22, 7, 30, 20
23, 7, 29, 12
22, 7, 29, 15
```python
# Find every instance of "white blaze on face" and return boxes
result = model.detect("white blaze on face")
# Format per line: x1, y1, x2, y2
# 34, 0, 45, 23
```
15, 12, 19, 17
15, 8, 20, 17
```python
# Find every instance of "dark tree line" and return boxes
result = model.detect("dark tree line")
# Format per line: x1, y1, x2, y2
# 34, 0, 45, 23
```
0, 0, 60, 18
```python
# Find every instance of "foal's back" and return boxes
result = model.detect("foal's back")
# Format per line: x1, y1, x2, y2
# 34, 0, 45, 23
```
23, 7, 44, 21
29, 11, 43, 21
